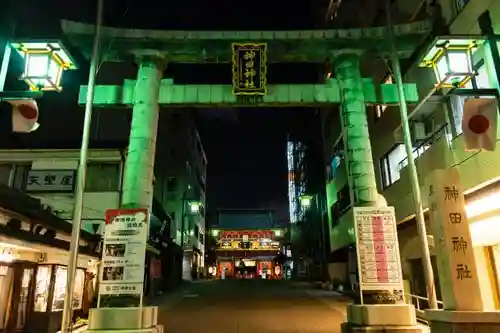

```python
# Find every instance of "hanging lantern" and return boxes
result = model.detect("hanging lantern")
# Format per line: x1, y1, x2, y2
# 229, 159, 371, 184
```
418, 37, 482, 88
10, 41, 78, 92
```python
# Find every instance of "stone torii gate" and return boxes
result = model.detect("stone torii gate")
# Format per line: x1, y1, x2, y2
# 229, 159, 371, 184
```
61, 19, 431, 333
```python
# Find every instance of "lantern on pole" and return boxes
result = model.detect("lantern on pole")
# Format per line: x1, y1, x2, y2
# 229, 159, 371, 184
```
10, 41, 78, 92
418, 37, 480, 88
299, 195, 313, 210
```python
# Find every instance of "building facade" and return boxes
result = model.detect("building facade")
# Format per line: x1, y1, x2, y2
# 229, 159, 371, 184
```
154, 111, 207, 281
287, 117, 328, 280
210, 209, 286, 279
326, 0, 500, 310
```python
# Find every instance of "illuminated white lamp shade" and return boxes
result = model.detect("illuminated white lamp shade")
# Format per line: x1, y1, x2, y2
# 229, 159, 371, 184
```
299, 195, 313, 209
189, 201, 201, 213
10, 41, 78, 92
418, 38, 479, 88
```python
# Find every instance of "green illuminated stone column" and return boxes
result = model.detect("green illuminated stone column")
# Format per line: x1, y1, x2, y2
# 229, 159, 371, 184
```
333, 53, 378, 206
333, 53, 422, 333
86, 57, 165, 333
122, 57, 165, 209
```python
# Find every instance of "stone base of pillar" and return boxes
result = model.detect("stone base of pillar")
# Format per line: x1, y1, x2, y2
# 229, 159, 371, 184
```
341, 323, 425, 333
426, 309, 500, 333
341, 304, 425, 333
86, 306, 163, 333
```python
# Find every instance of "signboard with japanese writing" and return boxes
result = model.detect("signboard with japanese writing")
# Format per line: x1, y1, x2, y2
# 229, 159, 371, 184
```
231, 43, 267, 96
427, 168, 482, 311
353, 206, 404, 305
25, 169, 75, 192
98, 208, 149, 306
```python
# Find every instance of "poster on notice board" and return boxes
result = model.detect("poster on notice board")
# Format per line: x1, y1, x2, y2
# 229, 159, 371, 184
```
98, 208, 149, 305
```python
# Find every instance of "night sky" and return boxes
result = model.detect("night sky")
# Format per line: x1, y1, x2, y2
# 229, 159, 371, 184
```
2, 0, 325, 218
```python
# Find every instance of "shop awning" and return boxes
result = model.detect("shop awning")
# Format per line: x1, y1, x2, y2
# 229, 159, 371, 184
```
0, 184, 99, 243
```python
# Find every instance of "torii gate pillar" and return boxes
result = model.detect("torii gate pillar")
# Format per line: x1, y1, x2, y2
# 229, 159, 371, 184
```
122, 57, 165, 210
333, 53, 423, 333
87, 56, 165, 333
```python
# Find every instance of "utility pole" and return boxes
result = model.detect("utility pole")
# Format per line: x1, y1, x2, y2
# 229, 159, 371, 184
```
61, 0, 103, 331
385, 0, 438, 309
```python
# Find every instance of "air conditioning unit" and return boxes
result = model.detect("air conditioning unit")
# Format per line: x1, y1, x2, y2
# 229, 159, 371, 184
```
411, 121, 427, 142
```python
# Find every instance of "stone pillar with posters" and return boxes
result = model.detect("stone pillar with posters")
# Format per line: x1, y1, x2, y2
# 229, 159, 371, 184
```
334, 52, 423, 333
86, 57, 165, 333
425, 169, 500, 333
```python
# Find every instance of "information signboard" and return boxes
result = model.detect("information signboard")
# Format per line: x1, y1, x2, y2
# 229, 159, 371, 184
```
353, 206, 404, 304
98, 208, 149, 306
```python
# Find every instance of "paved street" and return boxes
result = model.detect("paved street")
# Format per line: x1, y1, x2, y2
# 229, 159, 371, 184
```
155, 280, 349, 333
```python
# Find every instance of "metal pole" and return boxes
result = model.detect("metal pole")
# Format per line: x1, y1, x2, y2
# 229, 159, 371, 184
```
61, 0, 103, 331
180, 191, 186, 249
385, 0, 438, 309
479, 11, 500, 92
0, 43, 11, 92
316, 194, 328, 280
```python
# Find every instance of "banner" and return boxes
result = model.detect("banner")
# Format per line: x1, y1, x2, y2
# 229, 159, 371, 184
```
98, 208, 149, 305
353, 206, 404, 305
461, 97, 498, 151
232, 43, 267, 96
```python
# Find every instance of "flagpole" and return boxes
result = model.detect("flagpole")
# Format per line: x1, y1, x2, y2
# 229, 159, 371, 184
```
61, 0, 104, 332
385, 0, 438, 309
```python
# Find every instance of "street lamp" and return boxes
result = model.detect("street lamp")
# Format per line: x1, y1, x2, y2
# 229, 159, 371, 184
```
10, 41, 77, 92
188, 200, 202, 214
298, 193, 328, 280
418, 37, 479, 88
299, 195, 313, 210
1, 41, 77, 93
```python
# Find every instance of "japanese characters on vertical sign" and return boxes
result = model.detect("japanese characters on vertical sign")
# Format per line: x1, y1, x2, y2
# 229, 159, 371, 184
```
25, 169, 75, 192
98, 208, 149, 305
427, 168, 482, 311
353, 206, 404, 305
231, 43, 267, 96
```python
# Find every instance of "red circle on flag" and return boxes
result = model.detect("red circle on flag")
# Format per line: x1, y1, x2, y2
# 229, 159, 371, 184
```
18, 104, 38, 120
468, 114, 490, 134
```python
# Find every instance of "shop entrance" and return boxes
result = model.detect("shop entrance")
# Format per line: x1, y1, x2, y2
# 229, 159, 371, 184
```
0, 262, 36, 333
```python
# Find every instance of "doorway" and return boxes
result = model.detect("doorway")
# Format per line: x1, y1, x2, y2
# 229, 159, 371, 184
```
0, 262, 35, 332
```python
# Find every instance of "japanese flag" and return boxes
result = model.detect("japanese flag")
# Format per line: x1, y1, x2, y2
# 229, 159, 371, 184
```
9, 99, 40, 133
462, 97, 498, 151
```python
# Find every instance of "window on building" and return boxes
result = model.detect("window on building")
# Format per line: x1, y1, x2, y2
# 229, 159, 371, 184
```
199, 232, 204, 245
374, 74, 394, 119
14, 165, 30, 190
194, 224, 200, 239
380, 145, 406, 188
0, 164, 32, 190
166, 177, 177, 192
85, 163, 120, 191
0, 165, 11, 186
450, 59, 490, 137
454, 0, 470, 14
328, 155, 342, 181
380, 143, 430, 188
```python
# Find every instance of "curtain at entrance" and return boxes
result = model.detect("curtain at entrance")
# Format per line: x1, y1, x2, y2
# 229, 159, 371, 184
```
0, 267, 14, 329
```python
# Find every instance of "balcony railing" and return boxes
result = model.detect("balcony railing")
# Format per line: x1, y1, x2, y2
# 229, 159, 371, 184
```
405, 293, 444, 321
397, 123, 449, 172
